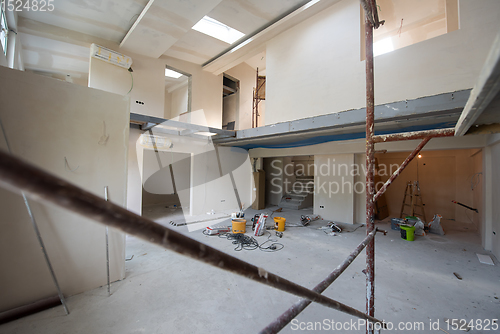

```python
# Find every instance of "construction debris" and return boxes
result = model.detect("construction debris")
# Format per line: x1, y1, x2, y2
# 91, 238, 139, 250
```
428, 214, 445, 235
300, 215, 320, 226
254, 214, 267, 236
477, 253, 495, 265
204, 225, 231, 236
319, 222, 342, 236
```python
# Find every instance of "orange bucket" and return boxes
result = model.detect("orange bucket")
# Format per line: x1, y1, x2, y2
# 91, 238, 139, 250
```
232, 219, 246, 234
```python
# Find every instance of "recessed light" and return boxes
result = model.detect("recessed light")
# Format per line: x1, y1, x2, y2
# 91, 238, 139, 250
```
192, 16, 244, 44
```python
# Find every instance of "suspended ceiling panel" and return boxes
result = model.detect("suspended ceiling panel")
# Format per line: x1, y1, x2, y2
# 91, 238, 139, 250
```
120, 0, 223, 58
18, 0, 149, 43
163, 29, 229, 65
19, 32, 90, 78
163, 0, 309, 65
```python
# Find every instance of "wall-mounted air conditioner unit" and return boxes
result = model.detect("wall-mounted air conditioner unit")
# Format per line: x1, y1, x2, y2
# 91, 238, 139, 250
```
90, 43, 132, 69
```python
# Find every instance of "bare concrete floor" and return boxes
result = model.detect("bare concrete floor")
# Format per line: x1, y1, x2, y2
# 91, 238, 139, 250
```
1, 205, 499, 333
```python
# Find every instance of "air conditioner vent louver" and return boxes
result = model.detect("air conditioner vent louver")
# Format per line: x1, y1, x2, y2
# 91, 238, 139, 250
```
90, 43, 132, 69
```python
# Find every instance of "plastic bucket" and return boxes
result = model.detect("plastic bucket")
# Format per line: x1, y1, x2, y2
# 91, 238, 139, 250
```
274, 217, 286, 232
232, 219, 246, 234
400, 224, 415, 241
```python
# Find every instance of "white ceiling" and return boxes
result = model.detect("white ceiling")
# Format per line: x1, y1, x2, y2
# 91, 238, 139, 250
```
17, 0, 310, 79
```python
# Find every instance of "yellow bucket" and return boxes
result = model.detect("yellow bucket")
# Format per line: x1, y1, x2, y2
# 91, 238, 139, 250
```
232, 219, 246, 234
274, 217, 286, 232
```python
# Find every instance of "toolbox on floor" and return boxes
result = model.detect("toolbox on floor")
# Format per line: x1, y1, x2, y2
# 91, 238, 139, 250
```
391, 218, 405, 231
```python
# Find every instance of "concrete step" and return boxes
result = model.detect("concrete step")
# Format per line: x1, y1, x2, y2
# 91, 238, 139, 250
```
279, 201, 300, 210
295, 176, 314, 180
286, 193, 307, 200
279, 190, 314, 210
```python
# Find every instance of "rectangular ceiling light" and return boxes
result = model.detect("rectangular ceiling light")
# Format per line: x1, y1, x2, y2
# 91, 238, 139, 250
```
192, 16, 244, 44
165, 68, 183, 78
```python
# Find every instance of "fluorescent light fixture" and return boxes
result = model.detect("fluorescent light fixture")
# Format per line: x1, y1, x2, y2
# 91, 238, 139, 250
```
192, 16, 244, 44
373, 37, 394, 57
165, 68, 183, 79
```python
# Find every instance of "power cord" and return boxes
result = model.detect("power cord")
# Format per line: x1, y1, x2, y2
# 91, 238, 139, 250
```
217, 231, 284, 252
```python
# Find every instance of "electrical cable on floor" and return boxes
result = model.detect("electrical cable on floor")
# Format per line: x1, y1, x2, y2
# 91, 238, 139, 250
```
216, 231, 284, 252
342, 224, 365, 233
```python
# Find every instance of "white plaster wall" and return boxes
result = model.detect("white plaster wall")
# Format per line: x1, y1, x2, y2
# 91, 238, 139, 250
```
88, 50, 165, 118
141, 150, 190, 208
377, 149, 478, 227
170, 85, 189, 118
164, 86, 172, 119
127, 128, 142, 216
0, 47, 7, 67
472, 150, 483, 235
160, 56, 223, 128
314, 154, 355, 224
354, 153, 366, 224
265, 0, 500, 125
222, 94, 237, 128
225, 62, 256, 130
0, 66, 128, 312
487, 139, 500, 260
21, 23, 223, 125
283, 156, 295, 195
250, 136, 489, 226
218, 146, 253, 211
189, 147, 244, 216
264, 157, 283, 206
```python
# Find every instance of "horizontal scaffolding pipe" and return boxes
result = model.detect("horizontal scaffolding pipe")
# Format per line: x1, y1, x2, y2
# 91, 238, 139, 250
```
0, 151, 385, 326
373, 128, 455, 143
373, 137, 431, 202
261, 228, 382, 334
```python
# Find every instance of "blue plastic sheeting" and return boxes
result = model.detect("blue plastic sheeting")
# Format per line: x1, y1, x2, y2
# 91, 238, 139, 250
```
235, 122, 456, 150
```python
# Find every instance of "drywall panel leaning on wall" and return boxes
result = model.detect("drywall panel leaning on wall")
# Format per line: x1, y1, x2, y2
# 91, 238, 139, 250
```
0, 66, 129, 312
135, 110, 252, 225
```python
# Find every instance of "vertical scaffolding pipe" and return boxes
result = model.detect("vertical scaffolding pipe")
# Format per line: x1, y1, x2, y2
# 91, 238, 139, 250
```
255, 67, 260, 128
364, 4, 376, 333
104, 186, 111, 296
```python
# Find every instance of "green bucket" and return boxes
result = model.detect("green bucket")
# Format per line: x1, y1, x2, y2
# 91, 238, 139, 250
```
400, 224, 415, 241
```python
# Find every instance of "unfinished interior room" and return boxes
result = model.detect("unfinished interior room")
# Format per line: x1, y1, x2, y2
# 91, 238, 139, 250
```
1, 0, 500, 333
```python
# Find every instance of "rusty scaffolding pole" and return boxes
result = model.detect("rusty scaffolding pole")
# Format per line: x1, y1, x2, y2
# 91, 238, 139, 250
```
363, 1, 378, 331
361, 2, 455, 333
0, 150, 385, 326
260, 227, 386, 334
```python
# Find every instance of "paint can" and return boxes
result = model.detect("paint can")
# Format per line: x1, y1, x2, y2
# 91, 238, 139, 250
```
232, 219, 246, 234
400, 224, 415, 241
274, 217, 286, 232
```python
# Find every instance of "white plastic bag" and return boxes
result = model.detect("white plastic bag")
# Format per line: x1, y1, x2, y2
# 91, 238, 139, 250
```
413, 217, 426, 236
428, 214, 444, 235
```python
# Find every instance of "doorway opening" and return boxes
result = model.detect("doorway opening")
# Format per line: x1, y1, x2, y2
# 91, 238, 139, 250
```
222, 74, 239, 130
164, 65, 191, 120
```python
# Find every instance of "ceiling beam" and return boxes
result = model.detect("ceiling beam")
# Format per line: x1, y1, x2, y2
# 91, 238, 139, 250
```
120, 0, 223, 58
202, 0, 342, 75
455, 34, 500, 136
